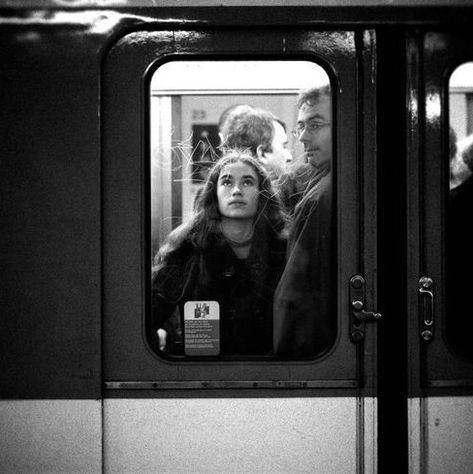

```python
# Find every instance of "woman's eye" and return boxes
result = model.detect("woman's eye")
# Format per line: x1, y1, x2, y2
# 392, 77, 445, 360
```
243, 179, 256, 187
221, 178, 232, 186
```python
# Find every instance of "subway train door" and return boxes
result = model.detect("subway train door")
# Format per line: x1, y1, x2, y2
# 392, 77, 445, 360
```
102, 28, 378, 472
407, 30, 473, 472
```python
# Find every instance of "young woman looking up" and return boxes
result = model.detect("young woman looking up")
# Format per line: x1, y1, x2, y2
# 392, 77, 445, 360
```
151, 150, 287, 357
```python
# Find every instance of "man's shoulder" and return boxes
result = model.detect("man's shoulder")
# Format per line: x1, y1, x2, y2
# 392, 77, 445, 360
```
304, 171, 332, 201
317, 172, 332, 194
277, 164, 314, 190
452, 175, 473, 199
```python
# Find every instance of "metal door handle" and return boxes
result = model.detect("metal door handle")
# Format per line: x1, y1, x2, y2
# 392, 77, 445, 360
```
419, 276, 434, 341
352, 300, 382, 322
349, 275, 382, 343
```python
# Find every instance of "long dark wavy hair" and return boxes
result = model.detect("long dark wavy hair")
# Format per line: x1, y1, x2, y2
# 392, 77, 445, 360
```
156, 149, 287, 262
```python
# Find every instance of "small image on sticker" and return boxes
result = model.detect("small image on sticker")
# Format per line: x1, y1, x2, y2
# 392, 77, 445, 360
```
194, 302, 210, 319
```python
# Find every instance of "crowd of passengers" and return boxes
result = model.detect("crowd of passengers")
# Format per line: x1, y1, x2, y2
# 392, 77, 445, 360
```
152, 85, 335, 358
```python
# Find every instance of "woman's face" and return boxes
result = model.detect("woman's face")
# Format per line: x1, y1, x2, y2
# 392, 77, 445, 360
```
217, 161, 259, 220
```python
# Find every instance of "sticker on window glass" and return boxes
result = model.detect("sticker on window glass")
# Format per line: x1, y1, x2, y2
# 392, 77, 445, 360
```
184, 301, 220, 356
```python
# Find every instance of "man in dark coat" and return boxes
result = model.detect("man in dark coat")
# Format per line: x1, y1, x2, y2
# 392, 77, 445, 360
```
273, 85, 336, 358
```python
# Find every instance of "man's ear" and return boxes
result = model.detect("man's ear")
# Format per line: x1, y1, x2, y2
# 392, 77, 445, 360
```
257, 144, 267, 163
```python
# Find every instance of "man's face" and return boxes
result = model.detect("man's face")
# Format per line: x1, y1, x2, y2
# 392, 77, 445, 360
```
263, 121, 293, 177
296, 93, 332, 168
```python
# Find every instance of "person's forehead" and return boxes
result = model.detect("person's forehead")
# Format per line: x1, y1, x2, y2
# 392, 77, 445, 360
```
220, 162, 258, 178
298, 96, 331, 122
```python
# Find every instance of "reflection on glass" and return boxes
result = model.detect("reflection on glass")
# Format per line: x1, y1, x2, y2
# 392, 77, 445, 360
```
447, 63, 473, 359
148, 61, 335, 359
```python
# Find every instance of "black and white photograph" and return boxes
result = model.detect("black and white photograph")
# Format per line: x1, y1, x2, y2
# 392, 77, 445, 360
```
2, 1, 473, 473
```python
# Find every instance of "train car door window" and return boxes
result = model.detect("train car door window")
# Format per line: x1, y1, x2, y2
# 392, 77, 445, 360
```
407, 33, 473, 389
102, 29, 377, 391
447, 63, 473, 361
407, 32, 473, 474
148, 60, 335, 360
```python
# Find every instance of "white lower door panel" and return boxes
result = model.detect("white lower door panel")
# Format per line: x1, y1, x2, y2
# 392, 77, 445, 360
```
104, 397, 376, 474
0, 400, 102, 474
409, 397, 473, 474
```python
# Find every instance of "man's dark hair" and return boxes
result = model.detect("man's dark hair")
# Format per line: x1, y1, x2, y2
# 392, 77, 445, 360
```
297, 84, 331, 109
274, 117, 287, 133
218, 104, 245, 131
220, 105, 276, 155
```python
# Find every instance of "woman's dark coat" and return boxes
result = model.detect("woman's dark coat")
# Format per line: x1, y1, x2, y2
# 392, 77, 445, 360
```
151, 223, 286, 356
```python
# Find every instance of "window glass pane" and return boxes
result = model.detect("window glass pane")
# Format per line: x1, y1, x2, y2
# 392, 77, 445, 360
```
148, 61, 335, 360
447, 63, 473, 359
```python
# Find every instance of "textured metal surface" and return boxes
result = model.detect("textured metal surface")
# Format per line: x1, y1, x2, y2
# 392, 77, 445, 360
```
103, 398, 369, 473
101, 27, 366, 392
2, 0, 473, 8
105, 380, 358, 389
0, 400, 102, 473
409, 397, 473, 473
407, 30, 473, 396
0, 11, 116, 399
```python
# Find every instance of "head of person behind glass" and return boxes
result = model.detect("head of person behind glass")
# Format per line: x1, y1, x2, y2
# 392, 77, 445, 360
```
292, 84, 332, 170
451, 131, 473, 190
195, 148, 286, 256
220, 105, 292, 180
152, 149, 287, 356
277, 85, 332, 217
